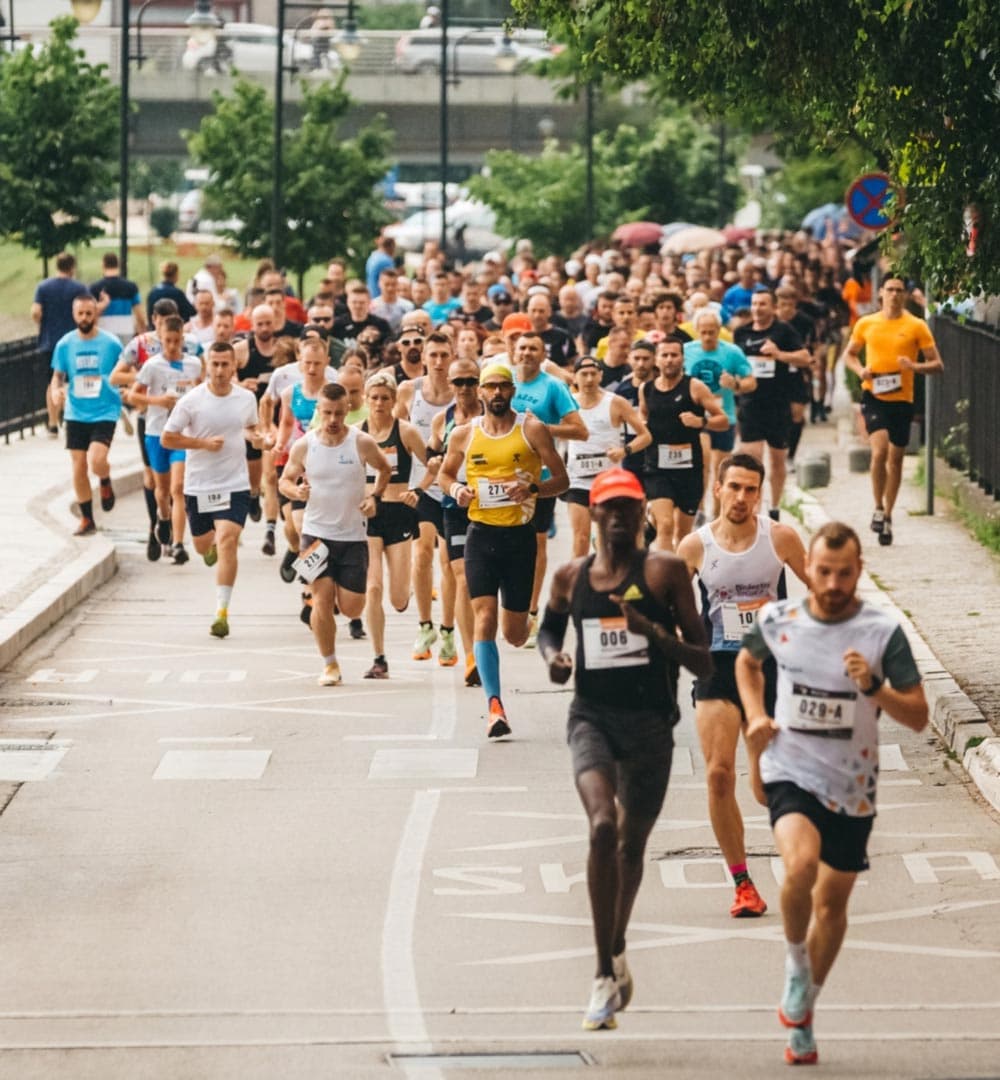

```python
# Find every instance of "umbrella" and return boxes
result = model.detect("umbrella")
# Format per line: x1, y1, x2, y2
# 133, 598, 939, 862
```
661, 225, 727, 254
801, 202, 840, 233
660, 221, 696, 238
612, 220, 664, 248
723, 225, 756, 244
801, 203, 863, 239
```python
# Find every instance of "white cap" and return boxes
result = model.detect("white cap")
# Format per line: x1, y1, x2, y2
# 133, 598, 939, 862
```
483, 250, 504, 264
584, 253, 603, 266
565, 258, 582, 277
526, 284, 551, 297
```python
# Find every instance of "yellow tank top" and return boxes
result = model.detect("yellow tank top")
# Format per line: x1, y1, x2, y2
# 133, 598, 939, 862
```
466, 413, 542, 526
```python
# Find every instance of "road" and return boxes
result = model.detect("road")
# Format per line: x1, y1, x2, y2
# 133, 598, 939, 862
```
1, 489, 999, 1079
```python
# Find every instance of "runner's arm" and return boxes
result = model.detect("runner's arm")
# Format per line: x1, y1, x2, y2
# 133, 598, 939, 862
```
675, 530, 704, 580
690, 378, 730, 431
525, 416, 570, 498
772, 523, 810, 587
278, 439, 308, 499
608, 397, 652, 461
640, 555, 712, 678
274, 388, 294, 454
393, 382, 414, 421
401, 419, 429, 465
357, 432, 392, 499
905, 343, 944, 376
538, 561, 582, 684
438, 423, 473, 507
735, 635, 776, 753
549, 407, 588, 442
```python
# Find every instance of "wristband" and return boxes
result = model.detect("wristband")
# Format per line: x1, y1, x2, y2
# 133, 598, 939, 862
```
450, 482, 464, 499
860, 674, 882, 696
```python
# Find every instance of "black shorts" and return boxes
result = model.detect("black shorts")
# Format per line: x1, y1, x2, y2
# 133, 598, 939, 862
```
567, 695, 674, 821
442, 504, 470, 562
644, 469, 703, 517
738, 402, 792, 450
531, 495, 557, 535
709, 425, 736, 453
65, 419, 116, 452
694, 650, 777, 715
860, 391, 914, 449
414, 490, 445, 538
790, 369, 811, 404
560, 487, 591, 507
137, 414, 150, 467
765, 780, 874, 873
300, 534, 369, 595
184, 489, 251, 537
245, 439, 262, 462
464, 521, 536, 612
366, 500, 418, 546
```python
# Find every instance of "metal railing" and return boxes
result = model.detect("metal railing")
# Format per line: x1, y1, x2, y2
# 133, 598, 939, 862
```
0, 337, 49, 443
932, 316, 1000, 498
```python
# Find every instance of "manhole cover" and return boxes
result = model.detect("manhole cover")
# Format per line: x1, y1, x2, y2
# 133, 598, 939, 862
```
389, 1051, 593, 1070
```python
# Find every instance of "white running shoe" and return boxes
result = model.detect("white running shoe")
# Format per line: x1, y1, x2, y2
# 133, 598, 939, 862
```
582, 975, 620, 1031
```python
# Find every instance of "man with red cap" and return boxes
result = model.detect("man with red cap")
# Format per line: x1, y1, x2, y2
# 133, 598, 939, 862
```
538, 467, 712, 1032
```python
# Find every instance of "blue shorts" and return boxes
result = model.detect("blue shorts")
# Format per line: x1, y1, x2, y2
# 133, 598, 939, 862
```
184, 489, 251, 537
145, 434, 185, 474
709, 425, 736, 452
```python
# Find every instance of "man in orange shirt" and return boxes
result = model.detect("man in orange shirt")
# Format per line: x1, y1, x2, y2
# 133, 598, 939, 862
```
843, 276, 943, 546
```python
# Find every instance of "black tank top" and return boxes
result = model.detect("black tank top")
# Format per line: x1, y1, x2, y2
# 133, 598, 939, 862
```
244, 335, 275, 401
362, 417, 411, 483
570, 550, 679, 712
643, 375, 704, 474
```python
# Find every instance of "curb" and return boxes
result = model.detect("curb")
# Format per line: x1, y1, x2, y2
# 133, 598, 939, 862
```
785, 474, 1000, 816
0, 461, 145, 673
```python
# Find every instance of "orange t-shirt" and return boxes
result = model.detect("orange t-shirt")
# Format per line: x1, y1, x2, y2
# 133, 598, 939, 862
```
842, 278, 874, 326
850, 310, 936, 403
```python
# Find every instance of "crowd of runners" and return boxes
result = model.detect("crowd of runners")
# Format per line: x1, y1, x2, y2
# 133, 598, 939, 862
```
36, 227, 939, 1062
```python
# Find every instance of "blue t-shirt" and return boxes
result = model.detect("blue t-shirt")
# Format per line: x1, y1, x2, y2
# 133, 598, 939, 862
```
513, 370, 578, 482
422, 298, 462, 326
33, 276, 90, 352
365, 250, 395, 297
721, 282, 766, 325
51, 329, 124, 423
683, 339, 752, 423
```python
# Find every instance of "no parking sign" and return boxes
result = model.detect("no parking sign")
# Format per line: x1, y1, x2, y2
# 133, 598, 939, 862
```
845, 172, 903, 231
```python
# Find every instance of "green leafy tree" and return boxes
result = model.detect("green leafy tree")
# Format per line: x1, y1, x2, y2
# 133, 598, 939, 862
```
187, 75, 393, 290
0, 17, 118, 267
758, 143, 868, 231
514, 0, 1000, 294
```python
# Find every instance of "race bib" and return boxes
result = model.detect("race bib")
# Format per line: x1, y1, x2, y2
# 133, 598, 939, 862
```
449, 532, 466, 548
658, 443, 693, 470
750, 356, 776, 378
173, 379, 194, 396
368, 446, 397, 480
785, 682, 857, 737
73, 374, 102, 399
581, 616, 649, 670
293, 539, 329, 584
872, 372, 902, 395
476, 477, 516, 508
571, 451, 610, 477
721, 597, 768, 642
196, 491, 231, 514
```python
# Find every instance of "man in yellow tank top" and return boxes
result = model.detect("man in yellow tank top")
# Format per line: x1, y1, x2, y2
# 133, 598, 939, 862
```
439, 362, 569, 738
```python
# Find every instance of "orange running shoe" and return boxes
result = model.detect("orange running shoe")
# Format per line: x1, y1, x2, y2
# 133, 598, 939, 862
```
487, 696, 511, 739
730, 879, 767, 918
464, 653, 481, 687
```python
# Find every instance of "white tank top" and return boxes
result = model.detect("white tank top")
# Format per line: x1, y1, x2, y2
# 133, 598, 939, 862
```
301, 428, 368, 542
567, 392, 618, 489
407, 377, 451, 501
697, 514, 783, 651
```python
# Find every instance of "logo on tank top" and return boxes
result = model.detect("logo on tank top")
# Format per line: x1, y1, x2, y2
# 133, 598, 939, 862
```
621, 583, 644, 602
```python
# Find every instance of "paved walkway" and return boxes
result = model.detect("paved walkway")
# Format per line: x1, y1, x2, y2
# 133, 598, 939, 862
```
1, 400, 999, 810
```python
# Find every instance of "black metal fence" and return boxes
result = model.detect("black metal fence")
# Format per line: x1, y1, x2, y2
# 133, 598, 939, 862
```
932, 316, 1000, 498
0, 337, 49, 444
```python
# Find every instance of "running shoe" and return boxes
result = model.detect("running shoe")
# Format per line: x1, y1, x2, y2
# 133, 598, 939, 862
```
487, 696, 511, 739
146, 528, 161, 562
784, 1022, 818, 1065
582, 975, 620, 1031
171, 544, 189, 565
464, 653, 481, 687
279, 549, 298, 582
438, 627, 458, 667
412, 623, 437, 660
878, 518, 893, 546
523, 613, 539, 649
613, 952, 633, 1011
262, 532, 276, 556
779, 970, 813, 1028
300, 594, 313, 628
99, 481, 115, 513
248, 493, 262, 522
203, 545, 218, 567
318, 661, 342, 686
364, 656, 389, 680
349, 618, 367, 640
210, 613, 229, 639
74, 517, 96, 537
870, 508, 885, 534
47, 425, 59, 438
156, 518, 172, 545
731, 879, 768, 918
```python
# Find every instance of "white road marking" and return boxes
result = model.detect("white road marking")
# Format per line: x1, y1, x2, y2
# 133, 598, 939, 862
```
153, 750, 271, 781
158, 737, 254, 744
369, 749, 479, 780
0, 740, 71, 782
879, 742, 909, 771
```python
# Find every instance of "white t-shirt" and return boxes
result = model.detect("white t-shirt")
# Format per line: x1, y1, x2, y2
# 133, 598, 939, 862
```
136, 356, 203, 436
163, 382, 259, 495
263, 363, 339, 405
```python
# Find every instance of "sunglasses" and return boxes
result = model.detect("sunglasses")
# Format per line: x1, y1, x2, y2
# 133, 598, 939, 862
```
311, 316, 333, 323
450, 377, 479, 387
398, 337, 424, 346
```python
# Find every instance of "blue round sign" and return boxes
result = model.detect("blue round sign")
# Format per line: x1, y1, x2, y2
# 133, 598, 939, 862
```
845, 173, 898, 231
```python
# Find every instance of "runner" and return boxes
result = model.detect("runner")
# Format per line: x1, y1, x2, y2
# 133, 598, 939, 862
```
438, 362, 569, 737
736, 521, 928, 1065
360, 370, 427, 679
842, 275, 944, 546
538, 467, 712, 1030
677, 452, 808, 917
49, 294, 123, 535
279, 383, 391, 685
640, 337, 727, 551
161, 342, 267, 638
564, 356, 651, 557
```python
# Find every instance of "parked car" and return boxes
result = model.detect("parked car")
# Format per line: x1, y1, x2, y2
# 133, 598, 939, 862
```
385, 200, 508, 258
182, 22, 341, 76
394, 26, 555, 75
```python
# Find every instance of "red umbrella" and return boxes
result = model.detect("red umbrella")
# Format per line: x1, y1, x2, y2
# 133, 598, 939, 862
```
612, 221, 664, 248
723, 226, 756, 244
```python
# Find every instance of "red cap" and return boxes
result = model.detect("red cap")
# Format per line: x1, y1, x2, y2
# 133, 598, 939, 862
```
501, 312, 532, 335
589, 467, 646, 506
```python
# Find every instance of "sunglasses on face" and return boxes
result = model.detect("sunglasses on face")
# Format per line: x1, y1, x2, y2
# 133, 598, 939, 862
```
398, 337, 424, 347
450, 377, 479, 387
311, 316, 333, 323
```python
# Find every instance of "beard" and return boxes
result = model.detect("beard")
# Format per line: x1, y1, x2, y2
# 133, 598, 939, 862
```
77, 319, 95, 333
487, 397, 510, 416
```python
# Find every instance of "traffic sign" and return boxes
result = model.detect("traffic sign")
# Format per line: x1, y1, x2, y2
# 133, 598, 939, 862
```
845, 172, 901, 231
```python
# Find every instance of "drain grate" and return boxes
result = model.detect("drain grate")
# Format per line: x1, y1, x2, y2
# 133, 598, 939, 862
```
389, 1051, 593, 1070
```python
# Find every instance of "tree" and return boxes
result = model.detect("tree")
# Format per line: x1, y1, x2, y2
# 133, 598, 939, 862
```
187, 75, 393, 289
759, 143, 868, 231
0, 17, 118, 266
514, 0, 1000, 294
